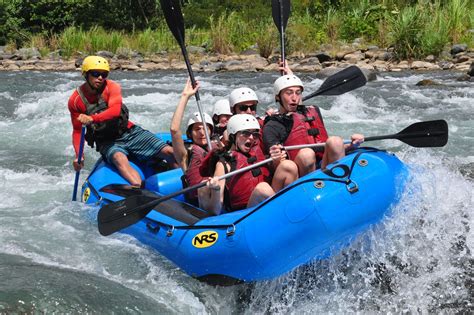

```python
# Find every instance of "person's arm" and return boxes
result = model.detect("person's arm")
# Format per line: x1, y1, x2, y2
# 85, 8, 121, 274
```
278, 59, 293, 75
88, 80, 123, 123
346, 133, 365, 150
170, 79, 200, 171
262, 120, 286, 153
268, 144, 287, 169
198, 161, 226, 215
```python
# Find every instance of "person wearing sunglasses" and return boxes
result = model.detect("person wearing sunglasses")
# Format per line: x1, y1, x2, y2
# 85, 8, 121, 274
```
228, 87, 262, 124
198, 114, 298, 215
227, 87, 268, 150
68, 55, 176, 187
263, 63, 364, 177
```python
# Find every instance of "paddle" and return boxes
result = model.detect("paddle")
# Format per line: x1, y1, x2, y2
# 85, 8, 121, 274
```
97, 156, 274, 236
364, 119, 448, 147
159, 0, 212, 152
285, 120, 448, 151
72, 125, 86, 201
302, 66, 367, 101
272, 0, 291, 74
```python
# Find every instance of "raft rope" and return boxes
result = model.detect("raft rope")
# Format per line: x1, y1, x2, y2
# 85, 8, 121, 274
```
144, 147, 382, 237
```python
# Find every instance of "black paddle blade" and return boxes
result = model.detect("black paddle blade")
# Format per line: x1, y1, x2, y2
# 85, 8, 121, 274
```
160, 0, 185, 45
97, 195, 159, 236
272, 0, 291, 32
303, 66, 367, 101
396, 119, 448, 147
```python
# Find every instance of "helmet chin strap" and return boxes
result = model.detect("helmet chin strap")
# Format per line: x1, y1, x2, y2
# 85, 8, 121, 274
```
229, 134, 243, 153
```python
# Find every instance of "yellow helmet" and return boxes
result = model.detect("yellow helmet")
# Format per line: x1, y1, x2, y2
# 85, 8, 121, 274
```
81, 56, 110, 75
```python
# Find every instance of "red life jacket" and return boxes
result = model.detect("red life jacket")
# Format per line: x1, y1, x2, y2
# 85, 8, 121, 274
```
283, 106, 328, 160
184, 144, 209, 204
224, 146, 270, 211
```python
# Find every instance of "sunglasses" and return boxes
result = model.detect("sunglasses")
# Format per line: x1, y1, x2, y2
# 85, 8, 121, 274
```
238, 104, 257, 112
89, 71, 109, 78
239, 130, 260, 138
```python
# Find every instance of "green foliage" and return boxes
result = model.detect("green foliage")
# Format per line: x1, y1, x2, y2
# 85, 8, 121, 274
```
256, 20, 277, 58
209, 11, 262, 54
59, 26, 87, 58
339, 0, 386, 41
420, 2, 449, 56
209, 13, 234, 54
0, 0, 472, 59
324, 8, 342, 43
0, 0, 28, 46
445, 0, 471, 44
286, 11, 327, 54
385, 0, 472, 59
129, 26, 178, 54
386, 6, 423, 59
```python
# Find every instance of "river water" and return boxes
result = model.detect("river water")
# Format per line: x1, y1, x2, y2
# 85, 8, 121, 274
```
0, 69, 472, 313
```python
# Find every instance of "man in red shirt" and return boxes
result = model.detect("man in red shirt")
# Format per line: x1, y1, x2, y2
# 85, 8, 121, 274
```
68, 55, 175, 187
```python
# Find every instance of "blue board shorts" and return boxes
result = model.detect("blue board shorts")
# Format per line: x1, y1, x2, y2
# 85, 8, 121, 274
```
99, 125, 167, 164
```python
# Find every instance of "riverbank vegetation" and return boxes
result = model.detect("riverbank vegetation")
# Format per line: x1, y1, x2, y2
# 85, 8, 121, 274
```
0, 0, 472, 60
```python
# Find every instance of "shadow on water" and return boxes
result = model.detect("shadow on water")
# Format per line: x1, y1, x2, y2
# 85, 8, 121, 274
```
0, 253, 167, 314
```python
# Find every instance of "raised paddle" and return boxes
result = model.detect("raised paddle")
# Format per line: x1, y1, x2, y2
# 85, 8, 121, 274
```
302, 66, 367, 101
97, 156, 274, 236
159, 0, 212, 152
272, 0, 291, 74
72, 125, 86, 201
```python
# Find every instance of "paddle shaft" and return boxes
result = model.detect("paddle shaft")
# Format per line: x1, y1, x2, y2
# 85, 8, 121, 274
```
162, 0, 212, 152
285, 123, 448, 150
277, 0, 286, 74
72, 125, 86, 201
284, 141, 350, 151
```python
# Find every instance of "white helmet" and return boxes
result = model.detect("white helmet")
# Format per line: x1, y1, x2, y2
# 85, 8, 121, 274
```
227, 114, 260, 135
212, 99, 232, 116
186, 112, 214, 130
273, 75, 304, 96
229, 87, 259, 108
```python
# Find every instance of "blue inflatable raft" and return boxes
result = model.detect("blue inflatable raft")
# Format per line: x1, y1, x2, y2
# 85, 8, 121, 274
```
81, 134, 408, 285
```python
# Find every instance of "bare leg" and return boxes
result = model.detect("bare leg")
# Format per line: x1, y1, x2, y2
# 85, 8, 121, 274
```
321, 136, 345, 169
247, 182, 275, 207
111, 152, 142, 187
157, 145, 179, 168
294, 148, 316, 177
272, 160, 298, 192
